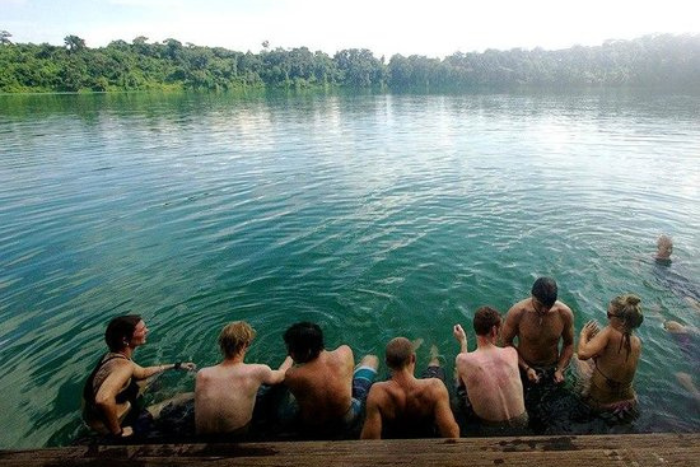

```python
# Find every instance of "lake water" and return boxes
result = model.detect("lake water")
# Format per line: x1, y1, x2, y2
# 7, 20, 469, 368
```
0, 90, 699, 448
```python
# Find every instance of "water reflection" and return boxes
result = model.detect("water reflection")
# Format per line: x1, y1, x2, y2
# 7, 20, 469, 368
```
0, 90, 699, 448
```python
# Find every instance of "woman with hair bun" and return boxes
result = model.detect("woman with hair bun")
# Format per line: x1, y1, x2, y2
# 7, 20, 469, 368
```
575, 294, 644, 417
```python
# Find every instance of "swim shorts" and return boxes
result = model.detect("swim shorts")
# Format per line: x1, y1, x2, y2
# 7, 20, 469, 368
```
345, 365, 378, 423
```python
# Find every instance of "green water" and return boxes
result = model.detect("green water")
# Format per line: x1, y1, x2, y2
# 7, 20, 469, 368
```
0, 91, 699, 448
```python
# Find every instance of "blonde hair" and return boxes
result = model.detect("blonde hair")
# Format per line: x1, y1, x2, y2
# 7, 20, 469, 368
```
610, 294, 644, 332
610, 294, 643, 359
218, 321, 256, 358
657, 234, 673, 249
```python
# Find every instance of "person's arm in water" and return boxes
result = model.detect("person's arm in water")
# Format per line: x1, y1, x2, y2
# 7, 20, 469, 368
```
577, 321, 609, 360
360, 386, 384, 439
433, 381, 460, 438
554, 306, 575, 384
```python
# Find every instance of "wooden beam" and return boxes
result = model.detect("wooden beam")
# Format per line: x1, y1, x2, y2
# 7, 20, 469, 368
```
0, 433, 697, 467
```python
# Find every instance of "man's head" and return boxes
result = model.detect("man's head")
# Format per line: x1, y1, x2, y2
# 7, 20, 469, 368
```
656, 234, 673, 260
219, 321, 256, 359
385, 337, 416, 371
531, 277, 558, 311
472, 306, 502, 337
105, 315, 143, 352
283, 321, 325, 363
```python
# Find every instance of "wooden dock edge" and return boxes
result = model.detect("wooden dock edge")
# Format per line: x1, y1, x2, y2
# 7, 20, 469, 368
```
0, 432, 698, 466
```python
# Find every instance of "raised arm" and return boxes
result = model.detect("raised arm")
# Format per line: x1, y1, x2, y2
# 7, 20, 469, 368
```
360, 387, 384, 439
577, 321, 609, 360
453, 324, 468, 353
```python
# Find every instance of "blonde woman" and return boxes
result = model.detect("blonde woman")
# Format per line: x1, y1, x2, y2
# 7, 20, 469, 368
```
576, 294, 643, 417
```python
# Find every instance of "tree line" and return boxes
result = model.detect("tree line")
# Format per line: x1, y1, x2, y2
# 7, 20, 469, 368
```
1, 31, 699, 93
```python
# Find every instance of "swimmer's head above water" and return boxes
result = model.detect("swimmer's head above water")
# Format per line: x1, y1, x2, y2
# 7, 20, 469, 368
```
656, 234, 673, 262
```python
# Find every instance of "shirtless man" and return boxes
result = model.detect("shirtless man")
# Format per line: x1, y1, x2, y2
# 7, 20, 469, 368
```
361, 338, 459, 439
283, 322, 378, 434
502, 277, 575, 385
453, 307, 527, 429
195, 321, 292, 435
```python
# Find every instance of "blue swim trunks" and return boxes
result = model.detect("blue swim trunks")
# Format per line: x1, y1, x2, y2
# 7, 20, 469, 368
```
344, 365, 378, 424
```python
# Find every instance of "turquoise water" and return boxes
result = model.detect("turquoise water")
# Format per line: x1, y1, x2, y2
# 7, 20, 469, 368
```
0, 91, 699, 448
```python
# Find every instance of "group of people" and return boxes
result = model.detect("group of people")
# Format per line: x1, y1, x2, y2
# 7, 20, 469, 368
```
82, 274, 648, 441
81, 233, 700, 441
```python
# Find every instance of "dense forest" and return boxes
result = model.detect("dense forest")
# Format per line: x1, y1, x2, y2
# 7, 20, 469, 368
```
1, 31, 699, 93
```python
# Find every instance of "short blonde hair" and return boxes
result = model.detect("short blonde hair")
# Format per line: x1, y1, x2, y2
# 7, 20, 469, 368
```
219, 321, 256, 358
657, 234, 673, 249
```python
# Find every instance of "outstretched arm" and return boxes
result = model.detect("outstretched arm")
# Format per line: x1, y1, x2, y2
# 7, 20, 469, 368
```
132, 361, 196, 380
262, 356, 294, 385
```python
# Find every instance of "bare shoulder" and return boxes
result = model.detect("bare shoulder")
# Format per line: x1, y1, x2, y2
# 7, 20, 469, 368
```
195, 366, 214, 384
333, 344, 353, 357
331, 345, 355, 364
506, 299, 529, 320
556, 301, 575, 321
248, 363, 273, 378
501, 345, 519, 359
427, 377, 449, 397
456, 351, 474, 367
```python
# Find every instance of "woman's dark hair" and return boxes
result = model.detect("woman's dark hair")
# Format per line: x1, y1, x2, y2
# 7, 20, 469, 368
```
104, 315, 142, 352
283, 321, 324, 364
531, 277, 558, 308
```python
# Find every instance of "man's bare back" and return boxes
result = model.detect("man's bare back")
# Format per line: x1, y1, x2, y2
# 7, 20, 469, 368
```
194, 321, 291, 435
285, 346, 355, 426
195, 362, 283, 434
361, 339, 458, 439
456, 345, 525, 422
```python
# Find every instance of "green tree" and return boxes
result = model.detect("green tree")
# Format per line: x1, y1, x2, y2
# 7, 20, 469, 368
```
64, 35, 86, 53
1, 30, 12, 46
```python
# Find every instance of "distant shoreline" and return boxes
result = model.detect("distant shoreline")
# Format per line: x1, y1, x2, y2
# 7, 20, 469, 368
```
1, 33, 700, 93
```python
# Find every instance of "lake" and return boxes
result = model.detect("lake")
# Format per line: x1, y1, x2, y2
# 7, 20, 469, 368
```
0, 90, 699, 448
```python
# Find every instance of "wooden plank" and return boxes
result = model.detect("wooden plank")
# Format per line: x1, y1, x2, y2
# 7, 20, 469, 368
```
1, 434, 698, 467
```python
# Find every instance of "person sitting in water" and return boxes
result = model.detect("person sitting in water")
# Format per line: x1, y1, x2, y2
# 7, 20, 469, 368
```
283, 321, 378, 437
502, 277, 575, 385
575, 294, 643, 417
663, 320, 700, 403
82, 315, 196, 439
195, 321, 293, 436
453, 307, 527, 434
360, 338, 459, 439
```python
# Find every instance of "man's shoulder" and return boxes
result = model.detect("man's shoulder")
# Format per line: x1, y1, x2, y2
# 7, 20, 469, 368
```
330, 344, 353, 358
506, 298, 529, 317
555, 301, 574, 319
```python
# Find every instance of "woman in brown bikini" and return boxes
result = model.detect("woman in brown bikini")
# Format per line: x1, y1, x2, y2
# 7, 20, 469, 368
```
575, 294, 644, 418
